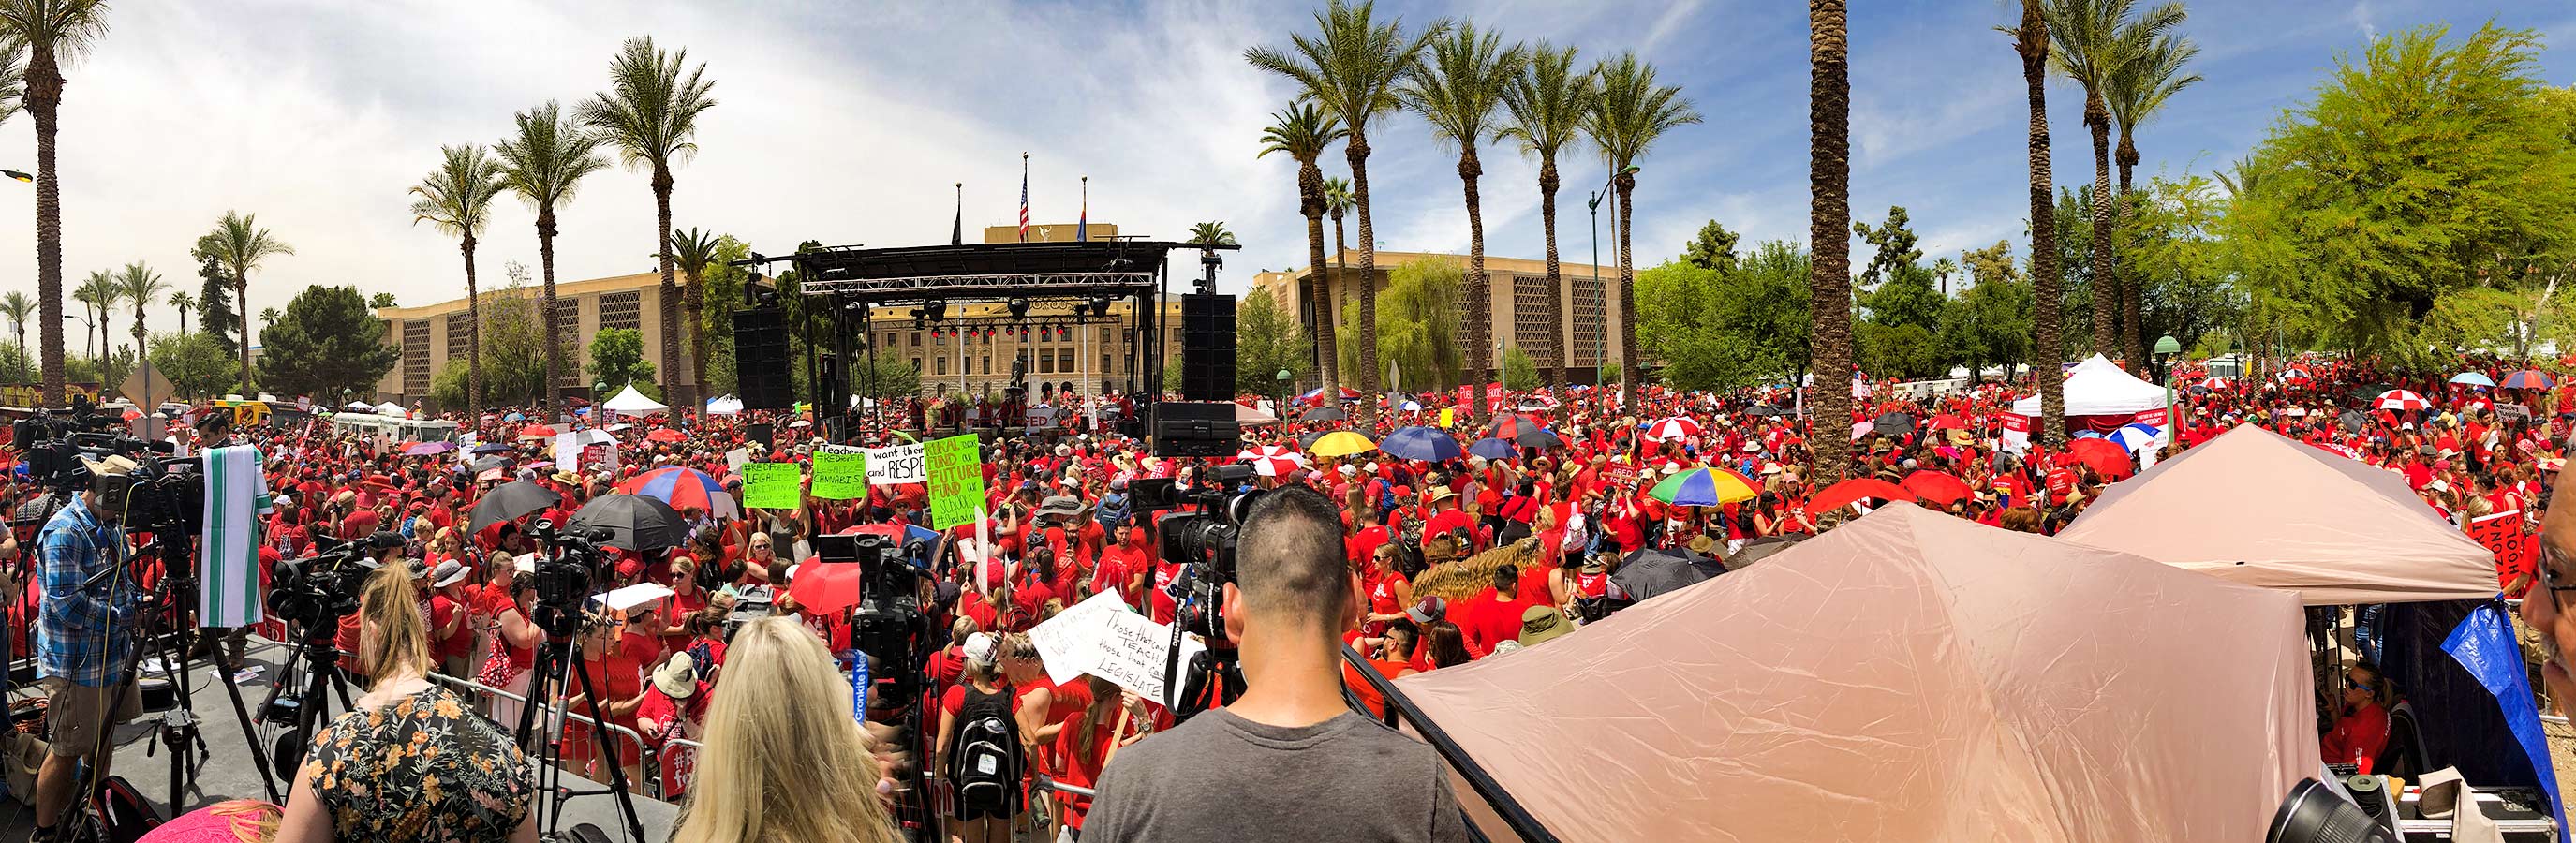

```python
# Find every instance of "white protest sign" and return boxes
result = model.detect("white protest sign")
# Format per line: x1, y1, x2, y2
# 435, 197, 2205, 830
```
555, 433, 580, 472
1023, 589, 1205, 706
1028, 590, 1125, 686
864, 443, 927, 485
726, 448, 751, 472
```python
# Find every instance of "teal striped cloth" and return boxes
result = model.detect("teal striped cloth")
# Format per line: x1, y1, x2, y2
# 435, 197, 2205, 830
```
199, 444, 271, 628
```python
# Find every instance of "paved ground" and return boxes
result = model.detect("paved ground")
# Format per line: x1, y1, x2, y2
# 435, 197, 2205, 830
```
0, 637, 677, 842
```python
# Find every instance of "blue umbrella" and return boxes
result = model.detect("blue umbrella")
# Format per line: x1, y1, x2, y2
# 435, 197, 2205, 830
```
503, 412, 526, 422
1380, 426, 1462, 462
2450, 371, 2495, 388
1468, 437, 1518, 460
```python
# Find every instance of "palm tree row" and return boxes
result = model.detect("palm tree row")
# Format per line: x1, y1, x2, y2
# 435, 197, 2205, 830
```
409, 35, 715, 413
0, 0, 108, 404
2042, 0, 2197, 368
1249, 0, 1696, 423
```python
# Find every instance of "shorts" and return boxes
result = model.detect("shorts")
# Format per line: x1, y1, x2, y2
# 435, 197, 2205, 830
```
46, 678, 141, 759
956, 784, 1021, 821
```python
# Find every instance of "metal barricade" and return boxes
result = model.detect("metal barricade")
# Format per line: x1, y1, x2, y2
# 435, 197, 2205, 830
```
424, 671, 659, 802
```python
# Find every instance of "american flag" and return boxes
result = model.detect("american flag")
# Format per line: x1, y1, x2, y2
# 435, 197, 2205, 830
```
1017, 154, 1029, 243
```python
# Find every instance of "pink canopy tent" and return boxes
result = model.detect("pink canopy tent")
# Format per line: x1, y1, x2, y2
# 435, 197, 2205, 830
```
2057, 424, 2495, 605
1393, 503, 2315, 843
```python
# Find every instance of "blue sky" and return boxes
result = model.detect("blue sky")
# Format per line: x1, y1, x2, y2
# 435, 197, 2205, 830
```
1, 0, 2570, 331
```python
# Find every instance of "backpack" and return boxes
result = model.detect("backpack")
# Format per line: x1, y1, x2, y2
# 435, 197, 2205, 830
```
952, 684, 1022, 810
91, 775, 165, 843
1095, 492, 1130, 534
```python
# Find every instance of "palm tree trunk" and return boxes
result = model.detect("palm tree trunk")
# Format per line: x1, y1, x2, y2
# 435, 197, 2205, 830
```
235, 274, 253, 393
2020, 0, 2065, 447
685, 270, 707, 409
1460, 146, 1490, 420
177, 307, 186, 336
1348, 131, 1381, 429
31, 47, 62, 405
1615, 176, 1638, 412
1809, 0, 1855, 483
539, 210, 563, 412
1330, 211, 1346, 387
1539, 156, 1564, 390
2115, 134, 2144, 368
2085, 95, 2115, 360
462, 238, 482, 410
1303, 210, 1338, 398
653, 167, 684, 407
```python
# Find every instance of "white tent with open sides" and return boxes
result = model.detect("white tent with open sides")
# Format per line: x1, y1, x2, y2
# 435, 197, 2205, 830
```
2011, 354, 2169, 418
601, 384, 669, 415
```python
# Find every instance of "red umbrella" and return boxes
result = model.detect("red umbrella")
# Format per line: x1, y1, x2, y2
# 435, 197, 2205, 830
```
2066, 437, 2135, 480
1927, 414, 1967, 431
1899, 470, 1973, 506
1809, 478, 1917, 514
517, 424, 558, 439
646, 428, 688, 443
788, 562, 867, 614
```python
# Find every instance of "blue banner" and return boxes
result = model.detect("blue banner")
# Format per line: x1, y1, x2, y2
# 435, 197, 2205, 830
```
2443, 602, 2567, 835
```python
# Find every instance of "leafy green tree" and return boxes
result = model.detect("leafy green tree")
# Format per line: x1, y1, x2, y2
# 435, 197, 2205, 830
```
693, 234, 751, 396
255, 285, 397, 400
146, 331, 232, 399
1339, 257, 1462, 390
589, 327, 657, 397
581, 36, 718, 407
1501, 344, 1538, 390
1855, 322, 1941, 378
1851, 205, 1922, 288
0, 339, 28, 384
1236, 289, 1310, 395
2229, 23, 2576, 355
201, 211, 294, 398
851, 355, 918, 401
1636, 239, 1813, 391
1938, 241, 2035, 381
367, 291, 394, 309
1681, 220, 1740, 273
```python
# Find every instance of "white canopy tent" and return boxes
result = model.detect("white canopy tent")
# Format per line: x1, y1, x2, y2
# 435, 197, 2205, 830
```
704, 395, 743, 415
601, 384, 669, 414
2011, 354, 2168, 418
373, 401, 407, 417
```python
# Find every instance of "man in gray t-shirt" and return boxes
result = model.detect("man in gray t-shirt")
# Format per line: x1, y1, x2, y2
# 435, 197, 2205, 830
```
1082, 486, 1470, 843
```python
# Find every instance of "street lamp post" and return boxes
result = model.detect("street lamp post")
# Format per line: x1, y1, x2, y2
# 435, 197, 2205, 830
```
1275, 368, 1293, 421
1587, 164, 1638, 394
2153, 333, 2183, 446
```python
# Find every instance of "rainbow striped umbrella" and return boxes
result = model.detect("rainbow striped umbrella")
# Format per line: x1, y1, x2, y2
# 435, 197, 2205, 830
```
1648, 467, 1761, 507
619, 466, 741, 521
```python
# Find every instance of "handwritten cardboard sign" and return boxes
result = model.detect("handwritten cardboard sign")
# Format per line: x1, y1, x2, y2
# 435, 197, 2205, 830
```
925, 434, 985, 529
741, 462, 802, 510
865, 443, 927, 485
810, 447, 868, 500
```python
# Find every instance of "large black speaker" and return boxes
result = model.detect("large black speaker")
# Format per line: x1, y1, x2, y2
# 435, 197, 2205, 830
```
733, 307, 792, 410
1179, 293, 1236, 402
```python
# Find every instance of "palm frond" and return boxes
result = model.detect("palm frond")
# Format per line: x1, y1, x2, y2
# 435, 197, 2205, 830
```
1244, 0, 1445, 139
1255, 100, 1346, 163
1582, 52, 1701, 168
2105, 31, 2200, 132
1397, 22, 1526, 153
206, 210, 295, 279
0, 0, 110, 67
496, 100, 611, 214
1500, 41, 1595, 159
408, 144, 508, 240
576, 36, 719, 174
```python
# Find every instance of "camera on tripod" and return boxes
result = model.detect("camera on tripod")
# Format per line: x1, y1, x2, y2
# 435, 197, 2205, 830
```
811, 531, 932, 701
267, 531, 401, 629
12, 398, 200, 535
527, 519, 614, 638
1132, 464, 1260, 719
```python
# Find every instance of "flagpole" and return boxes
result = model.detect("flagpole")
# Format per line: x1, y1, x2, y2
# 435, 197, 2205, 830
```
1078, 175, 1088, 243
1018, 153, 1029, 244
952, 182, 963, 246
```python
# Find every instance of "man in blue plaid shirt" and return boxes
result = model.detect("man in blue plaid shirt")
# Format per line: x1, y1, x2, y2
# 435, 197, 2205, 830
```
31, 454, 143, 841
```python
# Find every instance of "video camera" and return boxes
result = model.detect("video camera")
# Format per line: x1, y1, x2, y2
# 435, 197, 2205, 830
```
13, 399, 199, 535
526, 519, 615, 638
268, 531, 403, 629
811, 531, 933, 702
1131, 464, 1258, 718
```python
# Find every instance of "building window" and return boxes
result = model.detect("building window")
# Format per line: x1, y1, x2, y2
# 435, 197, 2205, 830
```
553, 299, 583, 386
403, 319, 431, 396
882, 333, 896, 349
936, 357, 947, 376
1039, 350, 1054, 375
1512, 273, 1549, 353
910, 331, 921, 347
1103, 353, 1112, 374
600, 291, 642, 333
934, 330, 945, 346
982, 356, 991, 375
445, 312, 470, 362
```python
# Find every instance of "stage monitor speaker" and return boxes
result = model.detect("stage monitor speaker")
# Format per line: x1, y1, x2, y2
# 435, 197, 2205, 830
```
1179, 293, 1236, 402
817, 352, 843, 414
733, 307, 792, 410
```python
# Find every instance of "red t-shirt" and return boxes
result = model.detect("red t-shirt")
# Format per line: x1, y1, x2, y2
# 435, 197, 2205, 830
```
1458, 591, 1534, 658
429, 594, 472, 661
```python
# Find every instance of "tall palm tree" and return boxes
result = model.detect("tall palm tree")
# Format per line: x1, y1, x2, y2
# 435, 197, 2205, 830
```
1582, 52, 1699, 410
1806, 0, 1855, 482
1247, 0, 1445, 427
668, 226, 722, 403
2011, 0, 2066, 445
0, 0, 107, 404
258, 307, 278, 329
2043, 0, 2184, 362
203, 211, 293, 396
1323, 175, 1352, 271
1188, 221, 1236, 249
578, 36, 718, 408
115, 261, 165, 393
2105, 30, 2198, 366
408, 144, 506, 410
71, 271, 104, 364
1400, 22, 1524, 419
1257, 101, 1348, 400
168, 289, 193, 335
1322, 176, 1352, 362
1501, 41, 1593, 390
496, 99, 610, 411
0, 290, 31, 381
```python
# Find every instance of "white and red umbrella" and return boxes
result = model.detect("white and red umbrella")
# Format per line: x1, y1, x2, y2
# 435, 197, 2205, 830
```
2196, 376, 2228, 390
1642, 417, 1704, 441
1236, 444, 1308, 477
2373, 389, 2430, 412
2277, 366, 2312, 382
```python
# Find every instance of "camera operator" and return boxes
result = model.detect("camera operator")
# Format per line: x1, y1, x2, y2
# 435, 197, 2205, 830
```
31, 454, 144, 843
274, 563, 535, 843
1082, 486, 1468, 843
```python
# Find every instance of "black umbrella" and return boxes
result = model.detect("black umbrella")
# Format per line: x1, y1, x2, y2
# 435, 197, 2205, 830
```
569, 493, 690, 552
1612, 548, 1722, 603
1514, 427, 1564, 450
2338, 409, 2368, 434
1300, 406, 1346, 422
1744, 405, 1784, 417
469, 442, 514, 455
1870, 411, 1917, 437
468, 481, 560, 533
466, 455, 511, 475
1723, 534, 1807, 571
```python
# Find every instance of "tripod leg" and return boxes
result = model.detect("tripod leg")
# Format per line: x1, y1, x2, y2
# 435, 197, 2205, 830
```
567, 654, 647, 843
208, 636, 281, 803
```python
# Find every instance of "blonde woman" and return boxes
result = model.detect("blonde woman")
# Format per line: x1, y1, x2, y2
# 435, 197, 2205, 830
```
275, 565, 534, 843
672, 616, 900, 843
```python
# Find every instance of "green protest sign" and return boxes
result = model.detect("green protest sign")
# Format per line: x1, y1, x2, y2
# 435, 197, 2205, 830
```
741, 462, 803, 510
811, 447, 868, 500
925, 434, 985, 529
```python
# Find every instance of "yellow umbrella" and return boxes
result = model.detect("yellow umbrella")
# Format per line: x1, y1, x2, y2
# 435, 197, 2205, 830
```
1308, 431, 1378, 457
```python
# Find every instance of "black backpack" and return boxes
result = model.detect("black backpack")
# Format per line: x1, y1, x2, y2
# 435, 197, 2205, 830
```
92, 775, 165, 843
952, 684, 1021, 810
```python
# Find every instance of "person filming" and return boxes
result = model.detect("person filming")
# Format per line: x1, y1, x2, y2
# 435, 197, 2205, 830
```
1082, 486, 1468, 842
31, 455, 145, 843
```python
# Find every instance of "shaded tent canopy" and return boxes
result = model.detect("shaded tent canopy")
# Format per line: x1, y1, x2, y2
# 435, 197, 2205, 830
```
2011, 354, 2167, 418
2057, 424, 2495, 605
602, 384, 669, 414
1393, 504, 2315, 843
